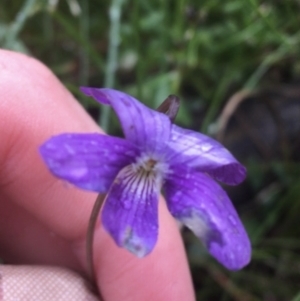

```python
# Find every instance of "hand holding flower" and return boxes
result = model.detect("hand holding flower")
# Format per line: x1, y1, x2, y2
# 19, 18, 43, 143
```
0, 49, 195, 301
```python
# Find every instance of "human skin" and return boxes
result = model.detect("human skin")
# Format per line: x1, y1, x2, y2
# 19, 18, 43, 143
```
0, 49, 195, 301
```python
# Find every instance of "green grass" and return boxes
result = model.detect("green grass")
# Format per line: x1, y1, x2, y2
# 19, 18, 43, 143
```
1, 0, 300, 300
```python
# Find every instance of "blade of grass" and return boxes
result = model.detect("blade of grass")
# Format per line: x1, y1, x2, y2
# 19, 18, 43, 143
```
132, 0, 143, 100
201, 68, 237, 133
246, 0, 290, 46
291, 291, 300, 301
79, 0, 90, 108
53, 11, 104, 71
100, 0, 125, 131
4, 0, 36, 49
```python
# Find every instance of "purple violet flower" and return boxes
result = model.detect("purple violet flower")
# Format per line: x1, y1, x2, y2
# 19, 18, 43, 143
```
40, 87, 251, 270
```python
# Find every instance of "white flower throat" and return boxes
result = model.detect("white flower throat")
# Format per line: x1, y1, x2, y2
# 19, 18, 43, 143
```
132, 154, 169, 187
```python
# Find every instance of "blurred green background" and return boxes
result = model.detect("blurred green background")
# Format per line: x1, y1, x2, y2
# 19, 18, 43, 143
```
1, 0, 300, 300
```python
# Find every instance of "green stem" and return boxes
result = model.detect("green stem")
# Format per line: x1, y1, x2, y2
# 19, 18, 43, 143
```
201, 68, 234, 133
53, 11, 104, 70
100, 0, 125, 131
79, 0, 90, 107
133, 0, 142, 99
86, 194, 105, 300
79, 0, 89, 86
245, 44, 289, 89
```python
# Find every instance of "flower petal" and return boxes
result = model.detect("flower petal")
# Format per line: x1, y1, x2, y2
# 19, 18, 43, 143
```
80, 87, 171, 154
102, 165, 160, 257
40, 133, 138, 192
164, 168, 251, 270
166, 125, 246, 185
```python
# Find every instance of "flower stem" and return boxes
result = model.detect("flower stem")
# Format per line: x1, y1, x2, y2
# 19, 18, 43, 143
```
86, 193, 106, 299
